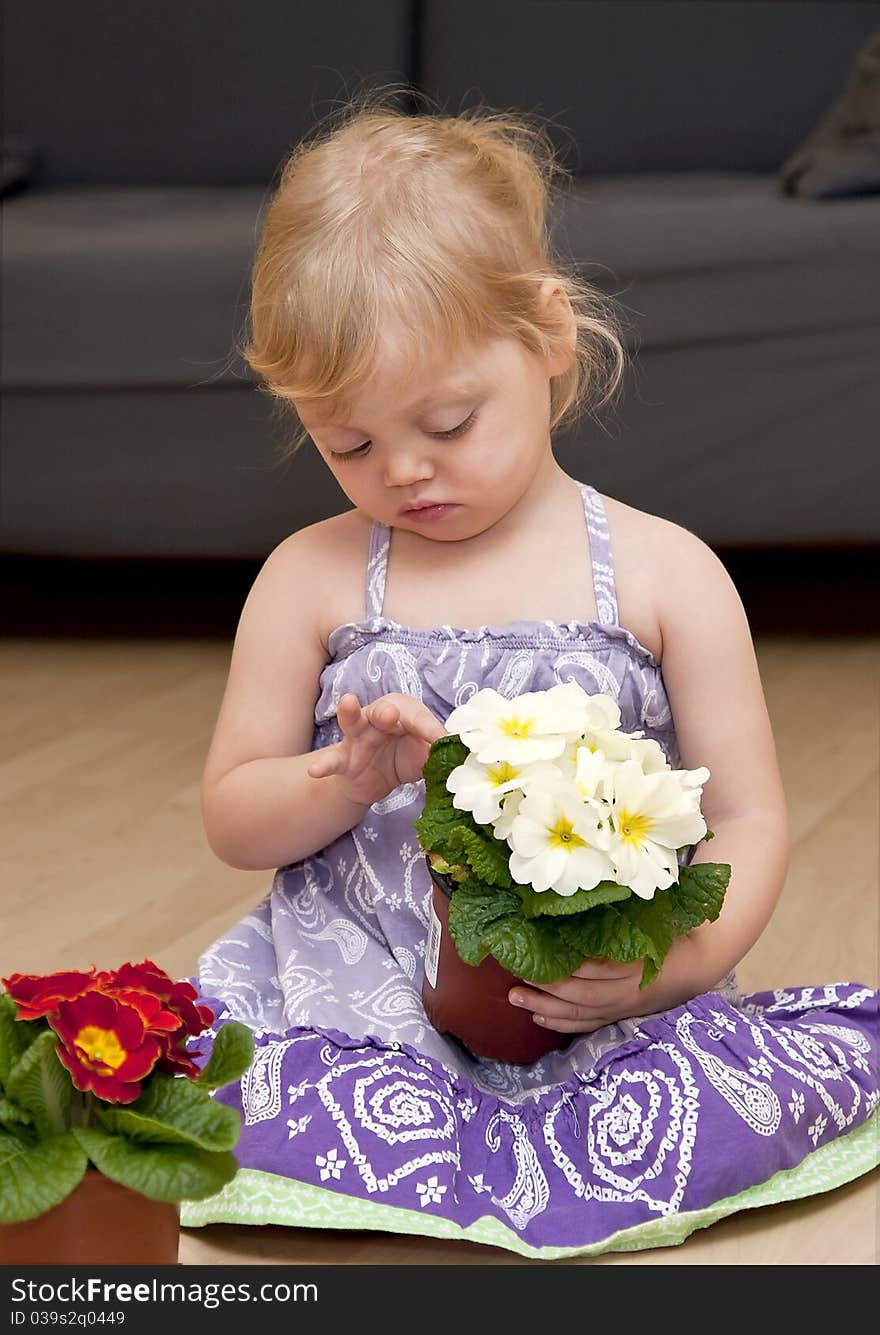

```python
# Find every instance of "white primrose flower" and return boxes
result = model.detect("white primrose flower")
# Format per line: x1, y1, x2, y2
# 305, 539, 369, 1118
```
677, 765, 712, 811
551, 732, 590, 778
579, 724, 636, 765
508, 785, 615, 896
573, 744, 612, 813
446, 755, 562, 825
443, 687, 584, 765
511, 688, 623, 777
493, 789, 525, 841
605, 760, 709, 899
565, 688, 622, 732
627, 735, 672, 775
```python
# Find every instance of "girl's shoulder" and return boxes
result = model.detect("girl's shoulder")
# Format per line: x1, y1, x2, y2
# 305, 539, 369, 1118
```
599, 492, 725, 664
600, 492, 673, 654
600, 490, 668, 553
602, 489, 712, 572
290, 497, 712, 662
275, 507, 369, 566
280, 509, 373, 652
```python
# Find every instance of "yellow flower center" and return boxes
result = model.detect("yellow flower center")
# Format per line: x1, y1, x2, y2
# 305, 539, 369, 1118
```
487, 761, 520, 788
500, 714, 534, 739
616, 808, 654, 847
74, 1025, 127, 1075
548, 817, 588, 851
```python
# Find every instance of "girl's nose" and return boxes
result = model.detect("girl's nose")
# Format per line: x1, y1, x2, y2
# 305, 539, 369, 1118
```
383, 448, 435, 489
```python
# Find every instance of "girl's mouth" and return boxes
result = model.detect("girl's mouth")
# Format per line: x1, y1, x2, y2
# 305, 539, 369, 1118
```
401, 504, 460, 522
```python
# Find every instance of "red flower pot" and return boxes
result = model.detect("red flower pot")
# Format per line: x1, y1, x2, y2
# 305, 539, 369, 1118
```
421, 860, 568, 1064
0, 1169, 180, 1265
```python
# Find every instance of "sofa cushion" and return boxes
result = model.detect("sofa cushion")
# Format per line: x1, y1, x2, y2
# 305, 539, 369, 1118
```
421, 0, 880, 174
3, 174, 878, 391
550, 172, 880, 350
2, 0, 410, 185
1, 186, 264, 389
781, 27, 880, 198
1, 135, 41, 197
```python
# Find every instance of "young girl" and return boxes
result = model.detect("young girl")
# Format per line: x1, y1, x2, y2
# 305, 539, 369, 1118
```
181, 93, 878, 1257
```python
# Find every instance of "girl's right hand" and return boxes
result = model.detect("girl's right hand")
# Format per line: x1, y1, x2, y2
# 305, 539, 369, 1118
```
306, 692, 447, 808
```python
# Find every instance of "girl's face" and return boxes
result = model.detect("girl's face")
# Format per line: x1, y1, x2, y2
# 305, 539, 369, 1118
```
295, 320, 570, 542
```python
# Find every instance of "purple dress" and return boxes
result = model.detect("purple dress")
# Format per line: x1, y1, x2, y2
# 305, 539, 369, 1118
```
184, 481, 879, 1256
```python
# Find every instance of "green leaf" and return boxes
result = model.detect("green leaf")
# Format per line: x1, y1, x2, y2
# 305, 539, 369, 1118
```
446, 883, 524, 966
620, 893, 677, 987
6, 1030, 71, 1137
448, 824, 513, 889
446, 881, 670, 986
0, 992, 45, 1089
194, 1021, 254, 1091
425, 851, 470, 883
560, 894, 677, 990
0, 1128, 29, 1166
0, 1130, 87, 1223
413, 735, 471, 862
422, 733, 470, 791
72, 1124, 239, 1203
510, 879, 632, 919
667, 862, 730, 935
0, 1093, 34, 1131
482, 915, 589, 984
97, 1072, 240, 1151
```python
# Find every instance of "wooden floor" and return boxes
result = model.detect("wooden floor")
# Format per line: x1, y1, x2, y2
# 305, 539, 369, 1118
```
1, 630, 877, 1265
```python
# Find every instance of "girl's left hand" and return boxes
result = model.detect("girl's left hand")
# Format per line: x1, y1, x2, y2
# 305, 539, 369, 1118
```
508, 959, 646, 1034
508, 940, 703, 1034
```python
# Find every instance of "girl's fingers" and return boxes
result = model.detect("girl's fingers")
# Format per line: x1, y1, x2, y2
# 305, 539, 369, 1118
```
338, 693, 444, 744
369, 702, 399, 727
374, 696, 444, 742
307, 751, 338, 778
338, 695, 381, 742
570, 958, 635, 980
534, 1016, 610, 1034
508, 984, 607, 1032
510, 979, 627, 1015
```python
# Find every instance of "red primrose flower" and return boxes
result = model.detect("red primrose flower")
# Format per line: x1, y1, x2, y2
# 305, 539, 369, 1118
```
2, 960, 215, 1102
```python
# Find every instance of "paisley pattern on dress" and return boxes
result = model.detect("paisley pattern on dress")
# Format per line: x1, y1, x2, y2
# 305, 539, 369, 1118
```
190, 482, 879, 1251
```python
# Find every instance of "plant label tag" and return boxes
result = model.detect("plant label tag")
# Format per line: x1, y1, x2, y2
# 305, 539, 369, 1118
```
425, 899, 441, 989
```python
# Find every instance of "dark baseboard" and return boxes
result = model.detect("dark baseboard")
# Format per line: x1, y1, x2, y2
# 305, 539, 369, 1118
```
2, 549, 878, 639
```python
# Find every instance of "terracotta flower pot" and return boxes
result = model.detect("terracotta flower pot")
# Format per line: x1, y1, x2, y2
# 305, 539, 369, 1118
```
0, 1168, 180, 1265
421, 859, 568, 1064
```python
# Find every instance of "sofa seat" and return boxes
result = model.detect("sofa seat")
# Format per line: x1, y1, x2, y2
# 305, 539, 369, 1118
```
4, 174, 878, 389
3, 174, 878, 553
554, 171, 879, 349
3, 186, 265, 389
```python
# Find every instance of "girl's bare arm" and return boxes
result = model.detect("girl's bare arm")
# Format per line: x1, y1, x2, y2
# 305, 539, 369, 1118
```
657, 520, 792, 972
200, 526, 367, 870
204, 754, 370, 870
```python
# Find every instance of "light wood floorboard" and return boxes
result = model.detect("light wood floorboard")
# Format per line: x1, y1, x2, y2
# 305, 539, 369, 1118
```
1, 635, 877, 1265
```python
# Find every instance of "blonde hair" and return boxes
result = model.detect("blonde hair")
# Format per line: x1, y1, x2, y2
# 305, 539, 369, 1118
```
241, 86, 629, 457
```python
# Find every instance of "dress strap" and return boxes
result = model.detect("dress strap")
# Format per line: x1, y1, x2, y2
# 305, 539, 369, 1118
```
578, 482, 619, 626
365, 520, 391, 618
365, 491, 618, 625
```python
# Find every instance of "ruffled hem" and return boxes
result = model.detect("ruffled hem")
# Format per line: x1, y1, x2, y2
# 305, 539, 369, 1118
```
180, 1115, 880, 1259
325, 615, 661, 668
189, 982, 879, 1253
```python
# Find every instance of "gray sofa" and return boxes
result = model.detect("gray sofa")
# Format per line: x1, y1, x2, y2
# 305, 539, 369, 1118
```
3, 0, 879, 558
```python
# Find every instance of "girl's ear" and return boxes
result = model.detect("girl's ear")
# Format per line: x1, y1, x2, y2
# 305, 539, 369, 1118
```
539, 278, 577, 375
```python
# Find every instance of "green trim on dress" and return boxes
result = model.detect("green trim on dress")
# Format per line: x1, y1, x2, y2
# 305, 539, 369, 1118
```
180, 1106, 879, 1260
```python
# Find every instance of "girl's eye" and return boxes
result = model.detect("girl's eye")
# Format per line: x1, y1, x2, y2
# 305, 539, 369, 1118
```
329, 410, 478, 462
433, 410, 477, 440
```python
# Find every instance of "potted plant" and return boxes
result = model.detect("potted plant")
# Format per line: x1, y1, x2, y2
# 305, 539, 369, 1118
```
415, 682, 731, 1063
0, 959, 253, 1264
